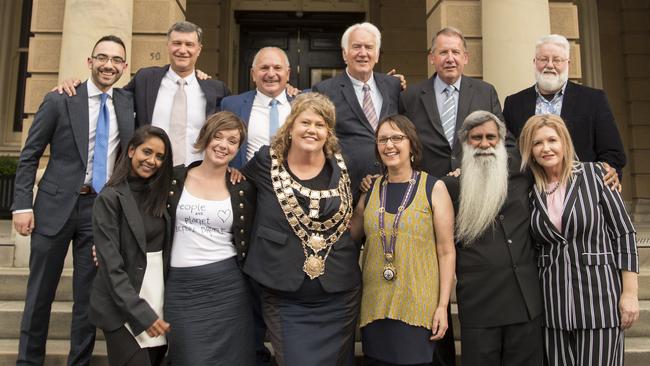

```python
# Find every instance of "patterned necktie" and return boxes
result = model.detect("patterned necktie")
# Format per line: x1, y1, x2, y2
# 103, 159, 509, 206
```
92, 93, 109, 193
269, 99, 279, 138
441, 86, 457, 147
170, 79, 187, 166
362, 83, 378, 130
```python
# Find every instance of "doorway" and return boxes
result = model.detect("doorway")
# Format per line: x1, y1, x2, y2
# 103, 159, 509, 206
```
236, 11, 365, 91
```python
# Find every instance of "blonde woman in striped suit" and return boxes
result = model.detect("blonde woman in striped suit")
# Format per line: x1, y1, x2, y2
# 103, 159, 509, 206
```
519, 114, 639, 366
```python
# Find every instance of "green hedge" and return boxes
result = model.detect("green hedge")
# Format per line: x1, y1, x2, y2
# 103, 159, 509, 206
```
0, 157, 18, 177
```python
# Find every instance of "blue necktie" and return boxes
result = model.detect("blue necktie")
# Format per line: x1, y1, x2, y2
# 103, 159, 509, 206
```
269, 99, 279, 137
92, 93, 109, 193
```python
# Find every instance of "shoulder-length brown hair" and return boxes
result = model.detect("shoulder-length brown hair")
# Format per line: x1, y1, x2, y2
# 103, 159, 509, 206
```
193, 111, 247, 153
519, 114, 576, 191
374, 114, 422, 171
270, 92, 340, 163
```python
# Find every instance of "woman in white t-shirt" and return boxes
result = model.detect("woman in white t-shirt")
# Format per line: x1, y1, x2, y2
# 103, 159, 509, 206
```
164, 111, 256, 365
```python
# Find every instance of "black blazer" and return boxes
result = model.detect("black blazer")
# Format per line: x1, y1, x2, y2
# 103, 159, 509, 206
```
442, 146, 543, 328
124, 65, 230, 127
167, 161, 256, 266
89, 181, 172, 336
241, 146, 362, 293
503, 81, 626, 175
400, 74, 503, 177
312, 72, 400, 198
13, 82, 134, 236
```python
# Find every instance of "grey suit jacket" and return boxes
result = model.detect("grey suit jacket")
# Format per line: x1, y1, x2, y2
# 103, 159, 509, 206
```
399, 74, 503, 177
12, 82, 134, 236
312, 72, 401, 198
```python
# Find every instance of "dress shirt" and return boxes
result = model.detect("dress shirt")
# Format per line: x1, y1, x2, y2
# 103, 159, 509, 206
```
434, 75, 461, 123
535, 82, 567, 116
152, 68, 207, 165
85, 79, 120, 186
246, 90, 291, 161
347, 69, 382, 120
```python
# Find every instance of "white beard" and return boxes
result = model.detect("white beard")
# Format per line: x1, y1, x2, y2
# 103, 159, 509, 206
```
456, 141, 509, 246
535, 67, 568, 94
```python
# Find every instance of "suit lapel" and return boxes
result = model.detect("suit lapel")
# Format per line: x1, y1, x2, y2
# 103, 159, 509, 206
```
241, 90, 255, 124
559, 81, 576, 123
199, 78, 217, 116
146, 65, 168, 124
68, 82, 90, 166
375, 73, 391, 120
532, 185, 563, 238
112, 90, 135, 152
116, 182, 148, 254
561, 166, 583, 234
524, 86, 537, 119
419, 77, 446, 143
339, 74, 375, 134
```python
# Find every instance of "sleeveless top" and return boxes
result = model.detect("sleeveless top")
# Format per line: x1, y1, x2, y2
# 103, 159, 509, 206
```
360, 171, 440, 329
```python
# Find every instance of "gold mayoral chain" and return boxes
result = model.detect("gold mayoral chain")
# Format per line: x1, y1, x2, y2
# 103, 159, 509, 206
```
270, 148, 353, 280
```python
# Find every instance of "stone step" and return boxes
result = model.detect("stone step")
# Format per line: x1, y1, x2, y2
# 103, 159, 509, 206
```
0, 339, 107, 366
0, 268, 72, 301
624, 337, 650, 366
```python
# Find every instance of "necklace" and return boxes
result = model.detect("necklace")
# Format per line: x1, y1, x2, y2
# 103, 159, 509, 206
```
270, 148, 353, 279
545, 181, 561, 195
377, 171, 419, 281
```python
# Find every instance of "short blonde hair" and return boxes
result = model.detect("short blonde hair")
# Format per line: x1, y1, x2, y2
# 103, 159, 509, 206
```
271, 92, 340, 163
518, 114, 576, 191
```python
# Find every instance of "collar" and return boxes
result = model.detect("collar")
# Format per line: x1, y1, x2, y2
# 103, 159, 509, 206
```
166, 67, 197, 86
434, 74, 462, 95
346, 69, 377, 89
534, 81, 567, 99
86, 79, 114, 98
255, 89, 289, 105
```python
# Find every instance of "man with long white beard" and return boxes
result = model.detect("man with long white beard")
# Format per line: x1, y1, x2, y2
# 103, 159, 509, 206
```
503, 34, 625, 189
442, 110, 543, 366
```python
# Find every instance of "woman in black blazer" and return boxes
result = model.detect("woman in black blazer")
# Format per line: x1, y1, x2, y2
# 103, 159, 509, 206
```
164, 111, 256, 365
518, 114, 639, 366
89, 126, 174, 366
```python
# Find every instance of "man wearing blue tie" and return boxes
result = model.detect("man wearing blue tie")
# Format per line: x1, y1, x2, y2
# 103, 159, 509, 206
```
12, 35, 135, 365
223, 46, 292, 169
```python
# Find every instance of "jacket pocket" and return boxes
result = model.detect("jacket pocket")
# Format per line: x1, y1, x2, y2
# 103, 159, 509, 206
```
257, 225, 288, 246
580, 252, 615, 266
37, 179, 58, 195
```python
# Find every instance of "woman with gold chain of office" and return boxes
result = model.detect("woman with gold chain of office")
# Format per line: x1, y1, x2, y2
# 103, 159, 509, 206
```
241, 92, 360, 366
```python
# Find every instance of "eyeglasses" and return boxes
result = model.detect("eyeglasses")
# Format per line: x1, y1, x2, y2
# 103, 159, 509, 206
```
535, 57, 567, 67
92, 54, 126, 65
377, 135, 407, 145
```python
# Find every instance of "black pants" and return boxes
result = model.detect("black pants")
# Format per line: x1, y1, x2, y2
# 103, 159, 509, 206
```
17, 195, 97, 366
104, 326, 167, 366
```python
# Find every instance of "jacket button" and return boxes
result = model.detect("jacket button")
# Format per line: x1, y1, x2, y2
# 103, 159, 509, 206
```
240, 215, 244, 221
167, 204, 170, 208
168, 191, 174, 196
137, 266, 144, 271
239, 203, 244, 209
242, 252, 246, 258
172, 179, 177, 185
240, 229, 244, 234
239, 190, 244, 196
507, 239, 512, 244
499, 214, 504, 220
374, 162, 380, 167
512, 264, 518, 270
240, 241, 246, 247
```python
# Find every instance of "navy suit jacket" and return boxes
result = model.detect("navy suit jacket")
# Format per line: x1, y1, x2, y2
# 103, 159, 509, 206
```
13, 82, 134, 236
312, 72, 400, 199
221, 89, 293, 169
503, 81, 626, 176
124, 64, 230, 127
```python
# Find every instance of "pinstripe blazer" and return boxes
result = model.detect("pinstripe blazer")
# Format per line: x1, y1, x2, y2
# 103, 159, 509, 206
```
530, 162, 638, 330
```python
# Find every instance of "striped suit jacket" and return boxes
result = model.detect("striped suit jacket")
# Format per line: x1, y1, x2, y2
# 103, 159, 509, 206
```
530, 162, 638, 330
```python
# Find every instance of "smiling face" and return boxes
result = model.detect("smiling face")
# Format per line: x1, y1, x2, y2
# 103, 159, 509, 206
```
251, 48, 290, 98
87, 41, 127, 92
376, 122, 411, 170
531, 125, 565, 174
167, 30, 202, 76
534, 42, 570, 94
342, 28, 379, 82
467, 120, 500, 158
429, 33, 468, 85
204, 128, 241, 167
129, 136, 166, 179
289, 109, 329, 154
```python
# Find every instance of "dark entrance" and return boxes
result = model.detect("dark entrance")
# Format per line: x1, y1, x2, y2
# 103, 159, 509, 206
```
236, 11, 365, 92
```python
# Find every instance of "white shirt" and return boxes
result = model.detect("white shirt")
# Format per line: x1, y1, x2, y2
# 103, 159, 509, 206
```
171, 188, 236, 268
85, 79, 120, 186
151, 69, 207, 165
346, 69, 382, 119
246, 91, 291, 161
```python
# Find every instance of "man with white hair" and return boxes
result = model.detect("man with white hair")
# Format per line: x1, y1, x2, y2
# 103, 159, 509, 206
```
313, 22, 401, 200
503, 34, 625, 188
442, 110, 543, 366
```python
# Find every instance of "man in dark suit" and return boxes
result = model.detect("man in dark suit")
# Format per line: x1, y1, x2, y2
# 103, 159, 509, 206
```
312, 22, 401, 199
400, 27, 503, 178
223, 47, 293, 169
443, 110, 543, 366
12, 35, 134, 366
503, 34, 625, 188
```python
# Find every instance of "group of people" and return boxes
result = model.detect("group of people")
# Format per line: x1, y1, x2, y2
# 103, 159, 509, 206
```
11, 17, 639, 366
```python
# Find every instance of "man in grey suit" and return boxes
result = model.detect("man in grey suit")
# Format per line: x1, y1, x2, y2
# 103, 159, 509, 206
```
12, 35, 134, 366
312, 22, 401, 199
399, 27, 504, 178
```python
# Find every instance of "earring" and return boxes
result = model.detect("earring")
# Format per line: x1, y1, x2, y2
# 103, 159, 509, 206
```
288, 135, 292, 141
410, 154, 414, 163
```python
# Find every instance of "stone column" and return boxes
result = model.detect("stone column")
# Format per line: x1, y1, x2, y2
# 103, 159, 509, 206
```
58, 0, 134, 86
482, 0, 550, 101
